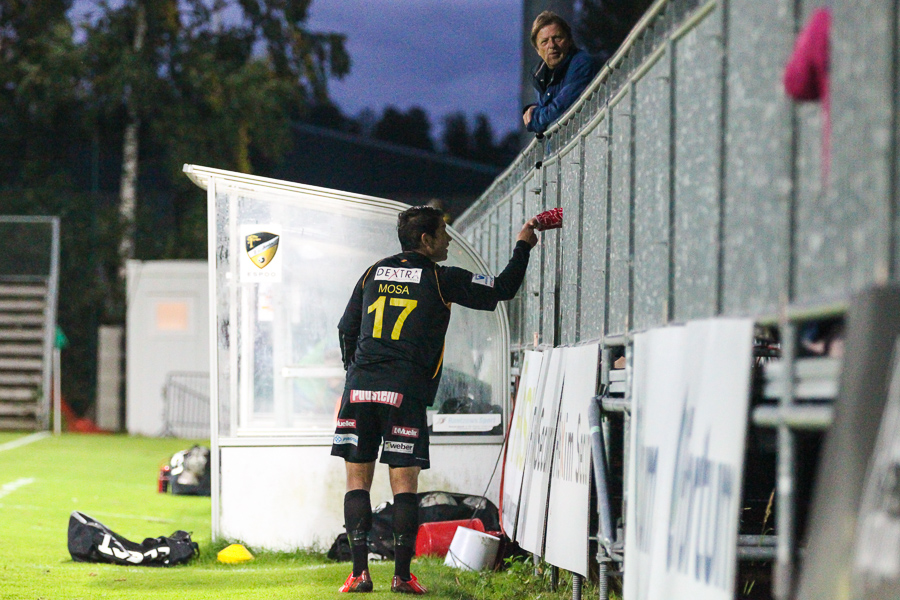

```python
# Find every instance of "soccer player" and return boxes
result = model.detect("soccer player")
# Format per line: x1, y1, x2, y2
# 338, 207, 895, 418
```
332, 205, 538, 593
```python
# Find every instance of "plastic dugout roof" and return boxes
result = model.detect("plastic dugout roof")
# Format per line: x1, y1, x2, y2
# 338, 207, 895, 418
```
183, 163, 511, 443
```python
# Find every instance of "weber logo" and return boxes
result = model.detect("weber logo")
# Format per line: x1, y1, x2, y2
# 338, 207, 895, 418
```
333, 434, 359, 446
392, 425, 419, 438
374, 267, 422, 284
384, 441, 415, 454
350, 390, 404, 407
336, 419, 356, 429
472, 273, 495, 287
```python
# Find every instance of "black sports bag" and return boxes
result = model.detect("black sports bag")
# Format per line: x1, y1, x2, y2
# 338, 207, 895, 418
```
67, 511, 198, 566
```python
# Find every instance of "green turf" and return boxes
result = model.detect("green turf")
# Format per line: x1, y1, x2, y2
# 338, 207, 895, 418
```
0, 433, 611, 600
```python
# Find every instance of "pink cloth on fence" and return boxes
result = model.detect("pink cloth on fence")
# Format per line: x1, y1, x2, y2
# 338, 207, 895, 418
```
784, 7, 832, 183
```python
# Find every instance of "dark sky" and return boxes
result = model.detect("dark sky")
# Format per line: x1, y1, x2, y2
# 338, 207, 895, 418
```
307, 0, 523, 137
69, 0, 524, 139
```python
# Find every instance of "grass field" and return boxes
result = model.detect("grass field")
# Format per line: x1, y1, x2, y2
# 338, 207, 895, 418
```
0, 433, 605, 600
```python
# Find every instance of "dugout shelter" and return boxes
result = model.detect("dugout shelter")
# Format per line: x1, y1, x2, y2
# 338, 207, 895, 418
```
184, 164, 513, 550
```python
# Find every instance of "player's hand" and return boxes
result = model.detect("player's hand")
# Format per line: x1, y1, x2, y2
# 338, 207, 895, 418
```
516, 218, 538, 248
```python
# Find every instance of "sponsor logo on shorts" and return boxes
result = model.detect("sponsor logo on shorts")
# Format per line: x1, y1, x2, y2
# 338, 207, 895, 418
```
392, 425, 419, 438
350, 389, 404, 407
374, 266, 421, 284
472, 273, 495, 287
333, 434, 359, 446
336, 419, 356, 428
384, 441, 415, 454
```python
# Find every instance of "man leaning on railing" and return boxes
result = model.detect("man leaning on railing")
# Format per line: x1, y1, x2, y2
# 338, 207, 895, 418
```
523, 11, 604, 135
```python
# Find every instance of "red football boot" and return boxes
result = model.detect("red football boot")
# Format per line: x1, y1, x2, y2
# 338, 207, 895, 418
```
391, 573, 427, 594
339, 569, 373, 593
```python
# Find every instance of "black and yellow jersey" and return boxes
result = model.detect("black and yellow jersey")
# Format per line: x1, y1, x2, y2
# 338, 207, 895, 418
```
338, 240, 532, 404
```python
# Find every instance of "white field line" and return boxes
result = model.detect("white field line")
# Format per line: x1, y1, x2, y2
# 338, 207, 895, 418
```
84, 510, 175, 524
0, 503, 178, 524
0, 477, 36, 500
0, 431, 50, 452
193, 563, 336, 573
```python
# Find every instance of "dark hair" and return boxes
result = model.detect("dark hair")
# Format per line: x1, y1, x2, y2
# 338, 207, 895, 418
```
397, 205, 445, 251
530, 10, 572, 48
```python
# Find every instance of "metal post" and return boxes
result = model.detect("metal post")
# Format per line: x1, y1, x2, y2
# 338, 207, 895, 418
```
53, 347, 61, 435
774, 321, 797, 600
622, 341, 633, 529
209, 176, 222, 542
599, 560, 609, 600
551, 565, 559, 591
572, 573, 583, 600
589, 395, 614, 550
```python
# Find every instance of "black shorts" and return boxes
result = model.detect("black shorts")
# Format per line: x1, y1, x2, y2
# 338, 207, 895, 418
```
330, 387, 430, 469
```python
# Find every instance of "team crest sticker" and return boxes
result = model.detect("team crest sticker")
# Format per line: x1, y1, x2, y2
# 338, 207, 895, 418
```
246, 232, 279, 269
240, 224, 282, 282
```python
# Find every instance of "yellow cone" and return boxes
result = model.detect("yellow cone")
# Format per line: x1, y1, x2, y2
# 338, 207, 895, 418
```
217, 543, 254, 564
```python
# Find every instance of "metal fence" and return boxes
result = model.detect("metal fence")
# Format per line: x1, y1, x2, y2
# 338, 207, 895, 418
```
456, 0, 899, 598
161, 371, 221, 439
458, 0, 898, 343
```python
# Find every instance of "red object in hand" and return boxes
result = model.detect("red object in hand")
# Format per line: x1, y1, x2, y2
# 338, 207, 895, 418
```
534, 207, 562, 231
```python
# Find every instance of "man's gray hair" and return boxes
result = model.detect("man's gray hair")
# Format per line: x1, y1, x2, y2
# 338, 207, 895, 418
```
530, 10, 572, 48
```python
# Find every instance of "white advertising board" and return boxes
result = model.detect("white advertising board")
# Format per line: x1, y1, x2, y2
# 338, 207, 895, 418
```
501, 350, 545, 538
625, 319, 754, 600
852, 341, 900, 596
625, 326, 689, 600
516, 347, 565, 556
544, 344, 600, 577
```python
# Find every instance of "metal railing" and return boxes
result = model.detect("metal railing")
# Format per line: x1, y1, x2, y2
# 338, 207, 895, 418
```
161, 371, 219, 439
0, 216, 60, 430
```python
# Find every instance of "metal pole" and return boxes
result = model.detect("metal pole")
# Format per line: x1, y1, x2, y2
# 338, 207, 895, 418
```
572, 573, 583, 600
53, 347, 61, 435
208, 176, 222, 542
589, 395, 615, 550
622, 341, 633, 532
599, 560, 609, 600
774, 321, 797, 600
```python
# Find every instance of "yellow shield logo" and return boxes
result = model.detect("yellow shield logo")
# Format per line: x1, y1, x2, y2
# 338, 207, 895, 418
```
245, 232, 279, 269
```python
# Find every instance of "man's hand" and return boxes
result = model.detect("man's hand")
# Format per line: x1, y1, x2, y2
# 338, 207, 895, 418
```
516, 218, 539, 248
523, 105, 536, 127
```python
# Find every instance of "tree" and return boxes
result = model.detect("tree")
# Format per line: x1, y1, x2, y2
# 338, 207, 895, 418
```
0, 1, 352, 415
80, 0, 351, 312
576, 0, 654, 59
0, 1, 107, 417
373, 106, 434, 151
441, 112, 471, 159
438, 111, 518, 168
471, 114, 495, 164
0, 0, 85, 188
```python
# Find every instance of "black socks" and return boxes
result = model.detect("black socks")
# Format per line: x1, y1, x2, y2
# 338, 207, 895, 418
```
392, 492, 418, 581
344, 489, 372, 577
345, 489, 418, 580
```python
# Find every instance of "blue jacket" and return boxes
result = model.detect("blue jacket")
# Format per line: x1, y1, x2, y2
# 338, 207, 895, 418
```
526, 47, 601, 134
